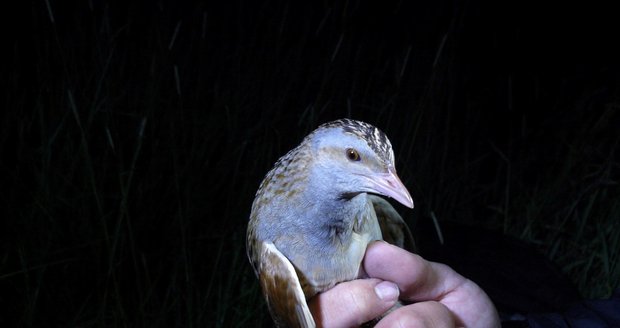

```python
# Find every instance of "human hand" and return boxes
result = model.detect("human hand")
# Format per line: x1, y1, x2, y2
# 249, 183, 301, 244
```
308, 241, 501, 327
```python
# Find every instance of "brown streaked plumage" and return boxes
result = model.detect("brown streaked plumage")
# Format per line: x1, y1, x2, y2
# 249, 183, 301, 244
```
247, 119, 414, 327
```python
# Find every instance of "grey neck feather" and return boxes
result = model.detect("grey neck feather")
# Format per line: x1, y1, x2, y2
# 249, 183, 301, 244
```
297, 165, 367, 244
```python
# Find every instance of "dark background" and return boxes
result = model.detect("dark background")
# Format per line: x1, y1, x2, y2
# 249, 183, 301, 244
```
2, 0, 619, 326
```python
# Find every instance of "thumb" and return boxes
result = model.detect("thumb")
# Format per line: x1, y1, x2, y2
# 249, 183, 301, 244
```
308, 278, 399, 328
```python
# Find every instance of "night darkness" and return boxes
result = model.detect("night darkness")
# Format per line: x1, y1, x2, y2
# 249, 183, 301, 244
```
2, 0, 619, 327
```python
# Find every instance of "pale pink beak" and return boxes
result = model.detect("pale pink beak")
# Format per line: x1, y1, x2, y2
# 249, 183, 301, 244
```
362, 166, 414, 208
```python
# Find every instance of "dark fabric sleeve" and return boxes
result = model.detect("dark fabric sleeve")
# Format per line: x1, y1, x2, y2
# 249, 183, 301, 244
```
525, 289, 620, 328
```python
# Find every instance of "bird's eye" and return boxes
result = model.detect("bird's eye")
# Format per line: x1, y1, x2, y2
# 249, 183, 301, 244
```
345, 148, 361, 161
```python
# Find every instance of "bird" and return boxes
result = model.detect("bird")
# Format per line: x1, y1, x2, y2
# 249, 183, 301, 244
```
247, 119, 414, 327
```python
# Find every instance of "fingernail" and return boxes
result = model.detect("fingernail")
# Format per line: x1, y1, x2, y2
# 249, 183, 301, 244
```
374, 281, 399, 301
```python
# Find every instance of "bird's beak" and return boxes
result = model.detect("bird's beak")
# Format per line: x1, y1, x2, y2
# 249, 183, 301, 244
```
362, 166, 414, 208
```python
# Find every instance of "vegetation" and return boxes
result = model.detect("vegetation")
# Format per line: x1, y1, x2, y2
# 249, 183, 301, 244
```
2, 1, 617, 326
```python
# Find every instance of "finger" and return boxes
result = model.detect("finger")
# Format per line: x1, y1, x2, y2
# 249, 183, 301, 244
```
364, 241, 500, 327
363, 241, 466, 301
375, 301, 456, 328
308, 278, 399, 328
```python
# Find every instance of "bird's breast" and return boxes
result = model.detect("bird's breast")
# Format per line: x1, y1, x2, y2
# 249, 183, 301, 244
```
290, 197, 382, 298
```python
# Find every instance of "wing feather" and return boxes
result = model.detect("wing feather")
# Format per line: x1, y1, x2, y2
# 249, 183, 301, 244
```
369, 195, 416, 252
259, 241, 316, 328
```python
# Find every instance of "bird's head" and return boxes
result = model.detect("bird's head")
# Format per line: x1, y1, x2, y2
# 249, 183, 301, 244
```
305, 119, 414, 209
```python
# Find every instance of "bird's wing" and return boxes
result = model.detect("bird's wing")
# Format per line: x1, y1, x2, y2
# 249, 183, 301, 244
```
258, 241, 316, 328
369, 195, 416, 252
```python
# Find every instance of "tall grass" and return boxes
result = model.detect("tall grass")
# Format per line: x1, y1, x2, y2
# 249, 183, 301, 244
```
2, 0, 618, 326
